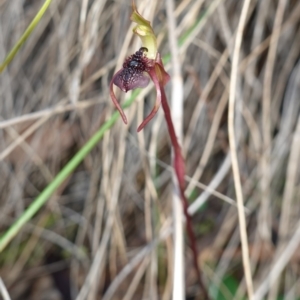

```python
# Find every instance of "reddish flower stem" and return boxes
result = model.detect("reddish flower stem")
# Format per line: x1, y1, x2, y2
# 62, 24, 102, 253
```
160, 86, 209, 299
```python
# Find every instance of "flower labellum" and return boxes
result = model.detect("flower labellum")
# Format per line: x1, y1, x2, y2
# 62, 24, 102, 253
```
113, 47, 151, 93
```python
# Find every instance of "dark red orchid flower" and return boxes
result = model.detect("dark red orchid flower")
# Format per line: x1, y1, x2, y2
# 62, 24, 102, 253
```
110, 47, 170, 132
109, 2, 209, 297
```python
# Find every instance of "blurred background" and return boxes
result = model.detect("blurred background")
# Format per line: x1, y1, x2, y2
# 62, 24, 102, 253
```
0, 0, 300, 299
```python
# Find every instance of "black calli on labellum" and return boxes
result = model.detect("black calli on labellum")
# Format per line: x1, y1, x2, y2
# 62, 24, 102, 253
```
113, 47, 151, 92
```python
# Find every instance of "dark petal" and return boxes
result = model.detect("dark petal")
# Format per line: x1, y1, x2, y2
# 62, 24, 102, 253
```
113, 69, 127, 92
113, 68, 150, 92
110, 69, 128, 124
129, 73, 150, 89
137, 58, 170, 132
137, 67, 161, 132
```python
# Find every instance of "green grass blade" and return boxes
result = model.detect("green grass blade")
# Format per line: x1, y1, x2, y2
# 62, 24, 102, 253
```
0, 0, 52, 73
0, 90, 139, 252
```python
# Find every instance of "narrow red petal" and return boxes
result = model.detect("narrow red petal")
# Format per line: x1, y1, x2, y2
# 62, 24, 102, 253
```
137, 67, 162, 132
109, 70, 128, 124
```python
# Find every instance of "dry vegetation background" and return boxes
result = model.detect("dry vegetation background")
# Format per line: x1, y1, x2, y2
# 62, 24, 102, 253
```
0, 0, 300, 299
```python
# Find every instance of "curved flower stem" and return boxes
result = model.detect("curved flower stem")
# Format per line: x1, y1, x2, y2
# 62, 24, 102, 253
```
160, 86, 209, 298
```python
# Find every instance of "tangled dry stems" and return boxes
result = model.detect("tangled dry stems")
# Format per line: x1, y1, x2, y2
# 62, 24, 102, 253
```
0, 0, 300, 299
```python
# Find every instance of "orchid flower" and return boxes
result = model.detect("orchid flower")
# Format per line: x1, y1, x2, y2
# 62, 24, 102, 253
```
109, 2, 209, 298
110, 2, 170, 132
